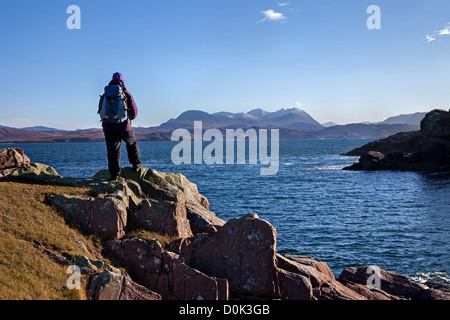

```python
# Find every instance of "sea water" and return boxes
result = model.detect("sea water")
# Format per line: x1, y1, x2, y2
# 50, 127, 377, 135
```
2, 140, 449, 283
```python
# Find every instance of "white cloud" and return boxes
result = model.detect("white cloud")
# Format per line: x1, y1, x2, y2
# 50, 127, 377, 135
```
296, 102, 303, 108
439, 27, 450, 35
426, 22, 450, 43
258, 9, 286, 23
426, 35, 436, 42
278, 2, 290, 7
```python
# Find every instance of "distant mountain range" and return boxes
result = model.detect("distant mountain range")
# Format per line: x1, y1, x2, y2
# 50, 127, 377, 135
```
377, 112, 427, 126
20, 126, 69, 132
159, 108, 324, 132
0, 108, 428, 143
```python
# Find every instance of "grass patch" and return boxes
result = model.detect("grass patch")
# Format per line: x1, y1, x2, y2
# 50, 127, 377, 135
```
0, 182, 105, 258
0, 231, 85, 300
0, 181, 102, 299
0, 180, 181, 300
124, 228, 178, 249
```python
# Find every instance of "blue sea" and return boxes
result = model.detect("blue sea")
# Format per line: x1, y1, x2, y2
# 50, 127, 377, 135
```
1, 140, 449, 284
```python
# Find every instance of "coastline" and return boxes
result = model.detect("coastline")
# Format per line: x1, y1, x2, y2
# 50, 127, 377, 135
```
0, 147, 448, 300
1, 140, 448, 282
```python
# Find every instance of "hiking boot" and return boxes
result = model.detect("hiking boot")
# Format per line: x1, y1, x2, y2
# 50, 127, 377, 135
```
133, 162, 143, 172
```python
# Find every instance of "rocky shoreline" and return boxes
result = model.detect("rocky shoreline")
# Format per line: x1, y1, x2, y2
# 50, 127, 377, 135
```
344, 109, 450, 172
0, 147, 449, 300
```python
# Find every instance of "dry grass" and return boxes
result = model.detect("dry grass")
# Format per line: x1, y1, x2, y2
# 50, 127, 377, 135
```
0, 231, 85, 300
124, 227, 179, 249
0, 180, 179, 300
0, 181, 100, 300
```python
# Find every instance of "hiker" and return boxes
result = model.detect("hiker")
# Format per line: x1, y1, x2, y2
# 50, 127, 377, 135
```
98, 72, 143, 180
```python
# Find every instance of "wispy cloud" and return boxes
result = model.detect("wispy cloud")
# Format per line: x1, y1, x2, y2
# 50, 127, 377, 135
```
426, 35, 436, 43
257, 9, 286, 23
426, 22, 450, 42
278, 2, 300, 12
439, 26, 450, 35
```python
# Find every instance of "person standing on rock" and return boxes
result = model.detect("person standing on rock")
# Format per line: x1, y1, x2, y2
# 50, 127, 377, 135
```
98, 72, 143, 180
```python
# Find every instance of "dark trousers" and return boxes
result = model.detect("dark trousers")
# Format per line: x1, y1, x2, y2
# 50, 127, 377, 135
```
104, 130, 141, 178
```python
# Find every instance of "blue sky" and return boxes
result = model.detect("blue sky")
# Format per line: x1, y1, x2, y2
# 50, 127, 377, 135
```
0, 0, 449, 129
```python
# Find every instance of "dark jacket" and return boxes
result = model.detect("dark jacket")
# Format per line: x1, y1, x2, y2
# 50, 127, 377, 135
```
100, 79, 138, 132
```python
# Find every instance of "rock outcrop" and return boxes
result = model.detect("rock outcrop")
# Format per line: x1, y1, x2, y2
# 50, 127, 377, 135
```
105, 238, 228, 300
168, 213, 279, 298
88, 269, 162, 300
276, 254, 367, 300
0, 148, 30, 177
45, 167, 226, 240
1, 148, 448, 300
338, 266, 428, 299
0, 147, 64, 180
92, 168, 225, 238
49, 194, 128, 240
344, 109, 450, 172
415, 281, 450, 300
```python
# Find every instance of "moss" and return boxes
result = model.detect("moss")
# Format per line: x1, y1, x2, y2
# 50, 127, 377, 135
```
10, 163, 62, 179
